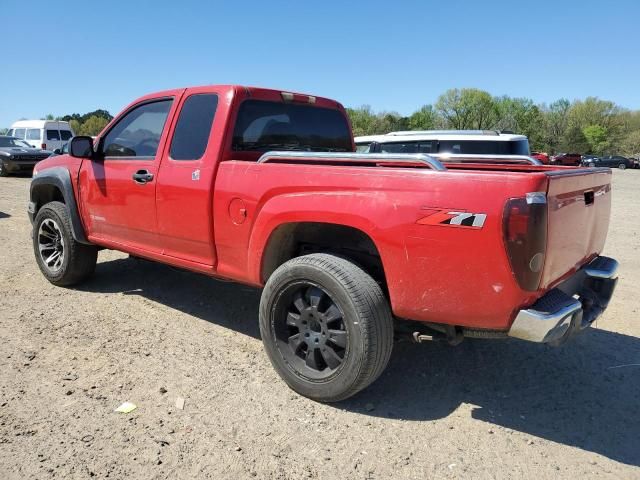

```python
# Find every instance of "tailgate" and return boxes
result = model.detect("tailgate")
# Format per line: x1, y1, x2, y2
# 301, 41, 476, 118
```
541, 169, 612, 289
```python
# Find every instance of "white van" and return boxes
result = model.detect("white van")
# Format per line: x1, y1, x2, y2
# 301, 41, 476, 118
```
8, 120, 75, 151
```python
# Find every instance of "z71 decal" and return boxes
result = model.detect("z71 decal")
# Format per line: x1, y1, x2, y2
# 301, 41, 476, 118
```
417, 209, 487, 229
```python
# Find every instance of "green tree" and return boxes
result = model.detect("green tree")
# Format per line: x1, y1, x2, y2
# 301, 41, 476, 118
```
494, 96, 545, 149
69, 119, 81, 136
435, 88, 497, 129
541, 99, 570, 153
346, 106, 377, 136
582, 125, 609, 155
620, 130, 640, 157
79, 115, 109, 136
408, 105, 439, 130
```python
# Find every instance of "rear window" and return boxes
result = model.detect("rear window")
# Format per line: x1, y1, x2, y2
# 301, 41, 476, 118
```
232, 100, 351, 153
437, 139, 529, 155
60, 130, 73, 140
27, 128, 41, 140
170, 93, 218, 161
46, 129, 60, 140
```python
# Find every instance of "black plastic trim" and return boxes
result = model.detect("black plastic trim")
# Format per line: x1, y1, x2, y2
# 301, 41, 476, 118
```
29, 167, 91, 244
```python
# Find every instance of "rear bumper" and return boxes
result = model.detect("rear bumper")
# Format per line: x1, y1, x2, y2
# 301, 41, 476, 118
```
508, 256, 618, 343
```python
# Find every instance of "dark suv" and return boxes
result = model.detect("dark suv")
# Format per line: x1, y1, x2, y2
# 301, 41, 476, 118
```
584, 155, 634, 170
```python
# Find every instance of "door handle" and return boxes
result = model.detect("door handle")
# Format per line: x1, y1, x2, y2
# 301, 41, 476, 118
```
132, 169, 154, 184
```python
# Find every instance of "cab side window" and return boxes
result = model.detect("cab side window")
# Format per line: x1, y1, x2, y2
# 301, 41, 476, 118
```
102, 99, 172, 158
170, 94, 218, 161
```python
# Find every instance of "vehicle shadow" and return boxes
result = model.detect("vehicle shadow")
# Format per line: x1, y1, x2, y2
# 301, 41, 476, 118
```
79, 256, 640, 466
344, 330, 640, 466
79, 256, 262, 340
0, 211, 10, 219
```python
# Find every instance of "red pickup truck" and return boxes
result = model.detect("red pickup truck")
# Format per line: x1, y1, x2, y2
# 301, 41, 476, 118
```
28, 85, 618, 402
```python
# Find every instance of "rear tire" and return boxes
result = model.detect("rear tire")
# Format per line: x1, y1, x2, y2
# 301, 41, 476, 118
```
33, 201, 97, 286
259, 253, 393, 402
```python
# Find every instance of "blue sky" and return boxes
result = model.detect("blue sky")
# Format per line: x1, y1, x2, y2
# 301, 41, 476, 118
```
1, 0, 638, 127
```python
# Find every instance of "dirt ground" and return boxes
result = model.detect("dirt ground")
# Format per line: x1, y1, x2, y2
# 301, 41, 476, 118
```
0, 170, 639, 480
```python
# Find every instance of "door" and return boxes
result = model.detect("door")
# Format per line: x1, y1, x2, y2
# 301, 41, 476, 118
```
155, 88, 222, 266
45, 127, 60, 150
78, 98, 175, 253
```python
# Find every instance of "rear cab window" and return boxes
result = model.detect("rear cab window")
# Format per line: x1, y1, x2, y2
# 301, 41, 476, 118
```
170, 94, 218, 161
232, 100, 352, 155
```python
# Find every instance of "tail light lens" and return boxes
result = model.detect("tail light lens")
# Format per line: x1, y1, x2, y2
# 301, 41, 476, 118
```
41, 143, 46, 150
503, 192, 548, 291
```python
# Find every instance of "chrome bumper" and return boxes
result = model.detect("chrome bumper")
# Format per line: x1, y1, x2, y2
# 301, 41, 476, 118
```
508, 256, 618, 344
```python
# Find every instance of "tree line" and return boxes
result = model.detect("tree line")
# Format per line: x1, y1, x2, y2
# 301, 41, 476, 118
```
3, 90, 639, 157
347, 88, 640, 157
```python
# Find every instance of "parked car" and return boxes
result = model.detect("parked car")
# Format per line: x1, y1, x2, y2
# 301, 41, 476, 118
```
0, 136, 51, 176
29, 85, 618, 402
8, 120, 75, 152
355, 130, 531, 157
531, 152, 550, 164
585, 155, 634, 169
551, 153, 582, 166
50, 143, 69, 157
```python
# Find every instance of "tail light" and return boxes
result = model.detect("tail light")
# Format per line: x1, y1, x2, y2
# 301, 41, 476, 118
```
41, 143, 47, 150
503, 192, 548, 291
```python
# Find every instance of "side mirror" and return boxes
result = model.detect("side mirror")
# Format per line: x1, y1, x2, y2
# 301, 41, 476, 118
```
69, 136, 94, 158
53, 148, 62, 155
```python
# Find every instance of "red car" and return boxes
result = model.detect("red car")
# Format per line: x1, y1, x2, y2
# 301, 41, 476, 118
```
530, 152, 550, 164
28, 85, 618, 401
551, 153, 582, 166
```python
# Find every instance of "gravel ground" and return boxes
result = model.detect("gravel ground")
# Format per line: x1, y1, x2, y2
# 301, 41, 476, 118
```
1, 170, 639, 479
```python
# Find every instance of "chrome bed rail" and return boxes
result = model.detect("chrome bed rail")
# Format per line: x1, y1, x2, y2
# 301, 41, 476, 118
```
257, 151, 542, 170
257, 151, 447, 171
430, 153, 542, 166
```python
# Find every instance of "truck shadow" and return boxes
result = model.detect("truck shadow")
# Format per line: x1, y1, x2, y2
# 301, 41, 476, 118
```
80, 256, 640, 467
347, 331, 640, 467
80, 256, 262, 340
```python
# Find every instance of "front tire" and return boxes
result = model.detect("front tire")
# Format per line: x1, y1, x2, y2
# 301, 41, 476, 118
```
33, 201, 98, 286
618, 163, 626, 170
0, 160, 8, 177
259, 254, 393, 402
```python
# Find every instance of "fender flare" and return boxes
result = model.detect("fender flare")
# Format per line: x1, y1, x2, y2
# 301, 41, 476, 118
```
246, 192, 384, 284
29, 167, 91, 244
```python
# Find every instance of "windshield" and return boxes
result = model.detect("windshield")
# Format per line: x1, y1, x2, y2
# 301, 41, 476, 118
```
232, 100, 352, 153
0, 137, 33, 148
